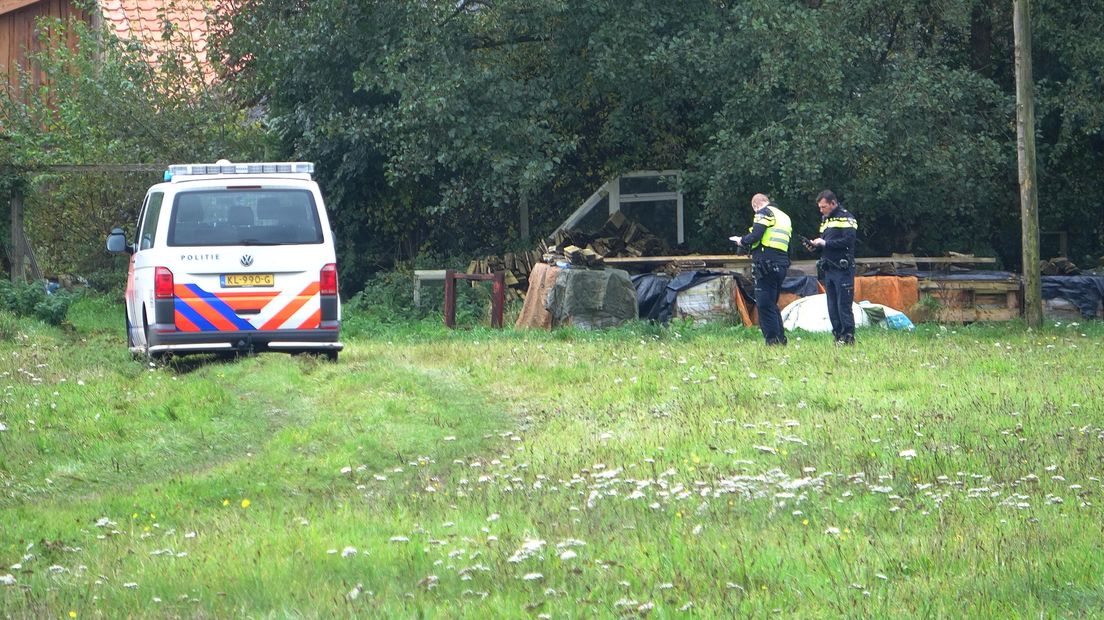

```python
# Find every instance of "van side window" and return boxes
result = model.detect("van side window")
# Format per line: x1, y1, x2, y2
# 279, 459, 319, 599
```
138, 192, 165, 250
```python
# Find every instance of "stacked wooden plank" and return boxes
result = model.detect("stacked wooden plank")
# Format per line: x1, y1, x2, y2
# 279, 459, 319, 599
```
466, 213, 669, 299
465, 250, 545, 299
545, 211, 668, 260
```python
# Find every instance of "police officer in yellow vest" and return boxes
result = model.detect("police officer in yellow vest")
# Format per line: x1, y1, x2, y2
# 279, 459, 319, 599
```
808, 189, 858, 344
731, 193, 792, 346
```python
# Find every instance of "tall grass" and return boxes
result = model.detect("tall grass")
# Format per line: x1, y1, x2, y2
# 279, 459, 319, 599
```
1, 298, 1102, 617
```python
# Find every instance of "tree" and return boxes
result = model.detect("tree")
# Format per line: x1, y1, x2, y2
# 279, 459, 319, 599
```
213, 0, 1104, 281
0, 7, 268, 282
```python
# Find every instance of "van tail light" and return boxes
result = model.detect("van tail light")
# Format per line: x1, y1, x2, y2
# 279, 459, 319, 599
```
154, 267, 175, 299
320, 263, 338, 296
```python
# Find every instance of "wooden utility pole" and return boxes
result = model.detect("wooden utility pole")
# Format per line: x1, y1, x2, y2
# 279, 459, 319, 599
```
1014, 0, 1042, 327
9, 189, 25, 283
519, 193, 530, 243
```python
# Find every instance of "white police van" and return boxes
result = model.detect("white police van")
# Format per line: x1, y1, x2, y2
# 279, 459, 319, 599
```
107, 161, 343, 361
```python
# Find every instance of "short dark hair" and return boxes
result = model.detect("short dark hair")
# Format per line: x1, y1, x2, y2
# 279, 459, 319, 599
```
816, 189, 837, 204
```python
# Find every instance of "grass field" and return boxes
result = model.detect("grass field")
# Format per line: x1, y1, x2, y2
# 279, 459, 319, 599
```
1, 296, 1103, 618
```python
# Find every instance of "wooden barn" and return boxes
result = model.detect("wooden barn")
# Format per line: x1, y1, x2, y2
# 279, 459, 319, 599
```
1, 0, 213, 100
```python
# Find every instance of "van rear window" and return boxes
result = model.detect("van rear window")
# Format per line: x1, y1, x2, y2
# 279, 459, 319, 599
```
168, 190, 324, 246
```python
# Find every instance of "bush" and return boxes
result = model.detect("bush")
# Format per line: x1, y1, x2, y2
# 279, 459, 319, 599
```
341, 267, 507, 336
0, 279, 79, 325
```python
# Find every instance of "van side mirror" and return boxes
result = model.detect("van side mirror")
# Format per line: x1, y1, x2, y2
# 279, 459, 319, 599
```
106, 227, 134, 254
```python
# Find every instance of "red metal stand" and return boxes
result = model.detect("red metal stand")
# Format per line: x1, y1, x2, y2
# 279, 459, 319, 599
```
444, 269, 506, 329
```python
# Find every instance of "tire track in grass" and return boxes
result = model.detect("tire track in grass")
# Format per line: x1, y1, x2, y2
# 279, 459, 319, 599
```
0, 344, 516, 618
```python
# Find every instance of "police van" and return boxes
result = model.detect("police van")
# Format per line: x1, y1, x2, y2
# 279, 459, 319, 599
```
106, 161, 343, 361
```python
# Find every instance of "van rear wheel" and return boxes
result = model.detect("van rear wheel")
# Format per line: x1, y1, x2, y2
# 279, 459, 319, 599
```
142, 314, 165, 363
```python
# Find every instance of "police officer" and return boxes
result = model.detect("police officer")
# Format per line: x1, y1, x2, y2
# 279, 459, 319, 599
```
731, 193, 791, 346
808, 189, 858, 344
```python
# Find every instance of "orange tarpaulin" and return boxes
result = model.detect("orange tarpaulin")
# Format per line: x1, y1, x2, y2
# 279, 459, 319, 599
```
515, 263, 560, 329
854, 276, 919, 318
734, 275, 918, 326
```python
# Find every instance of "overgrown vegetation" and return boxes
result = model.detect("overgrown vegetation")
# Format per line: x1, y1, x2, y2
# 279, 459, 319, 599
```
0, 280, 78, 325
0, 3, 269, 279
212, 0, 1104, 279
1, 297, 1102, 616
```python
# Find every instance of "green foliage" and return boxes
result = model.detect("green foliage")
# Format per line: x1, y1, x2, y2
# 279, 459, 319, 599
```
213, 0, 1103, 282
0, 7, 271, 278
342, 266, 500, 336
0, 280, 78, 325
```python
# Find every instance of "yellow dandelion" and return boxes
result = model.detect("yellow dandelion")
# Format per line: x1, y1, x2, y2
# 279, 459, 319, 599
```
675, 511, 682, 518
241, 499, 251, 509
131, 513, 138, 519
802, 519, 809, 526
222, 499, 230, 507
69, 612, 77, 619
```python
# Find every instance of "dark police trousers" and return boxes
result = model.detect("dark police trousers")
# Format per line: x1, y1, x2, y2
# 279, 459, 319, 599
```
824, 265, 856, 343
753, 259, 787, 345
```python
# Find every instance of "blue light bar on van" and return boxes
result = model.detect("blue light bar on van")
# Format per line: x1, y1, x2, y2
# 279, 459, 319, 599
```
166, 162, 314, 180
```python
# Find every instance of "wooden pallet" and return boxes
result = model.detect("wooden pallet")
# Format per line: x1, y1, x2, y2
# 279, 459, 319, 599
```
918, 277, 1022, 322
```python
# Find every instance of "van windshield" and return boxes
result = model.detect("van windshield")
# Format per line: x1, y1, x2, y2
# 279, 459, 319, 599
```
167, 190, 324, 246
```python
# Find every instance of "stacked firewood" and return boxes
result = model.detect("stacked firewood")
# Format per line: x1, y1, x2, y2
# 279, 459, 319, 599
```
465, 250, 546, 296
465, 213, 668, 299
544, 211, 667, 261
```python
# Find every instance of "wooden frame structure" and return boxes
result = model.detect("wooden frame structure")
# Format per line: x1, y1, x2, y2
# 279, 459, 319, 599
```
443, 269, 506, 329
552, 170, 684, 244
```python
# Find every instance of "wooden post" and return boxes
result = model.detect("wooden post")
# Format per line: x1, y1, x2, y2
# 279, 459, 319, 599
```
443, 269, 506, 329
490, 271, 505, 328
1014, 0, 1042, 327
10, 188, 25, 283
519, 194, 529, 243
443, 269, 457, 328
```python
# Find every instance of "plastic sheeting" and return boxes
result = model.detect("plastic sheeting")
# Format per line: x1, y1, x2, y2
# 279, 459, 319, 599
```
632, 273, 673, 323
780, 294, 871, 333
858, 301, 915, 330
854, 276, 919, 318
1041, 275, 1104, 319
631, 270, 725, 324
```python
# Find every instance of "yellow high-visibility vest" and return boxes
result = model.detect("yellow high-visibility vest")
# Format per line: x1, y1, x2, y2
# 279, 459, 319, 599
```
750, 206, 792, 252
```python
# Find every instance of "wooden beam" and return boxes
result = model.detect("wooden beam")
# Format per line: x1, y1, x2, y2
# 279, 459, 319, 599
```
0, 0, 42, 17
1014, 0, 1042, 326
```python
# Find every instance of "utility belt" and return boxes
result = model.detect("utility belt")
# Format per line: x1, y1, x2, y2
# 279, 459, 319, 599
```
752, 258, 786, 279
816, 257, 853, 279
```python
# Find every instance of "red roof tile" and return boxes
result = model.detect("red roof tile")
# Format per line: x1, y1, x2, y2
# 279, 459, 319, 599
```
98, 0, 218, 81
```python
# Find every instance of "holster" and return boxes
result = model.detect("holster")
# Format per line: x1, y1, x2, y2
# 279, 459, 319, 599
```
752, 260, 781, 280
